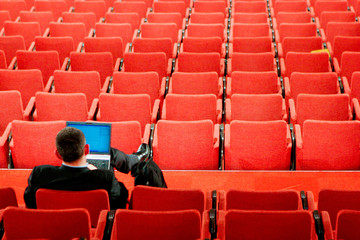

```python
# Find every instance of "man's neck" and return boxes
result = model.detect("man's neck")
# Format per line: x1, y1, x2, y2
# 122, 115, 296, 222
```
62, 156, 87, 167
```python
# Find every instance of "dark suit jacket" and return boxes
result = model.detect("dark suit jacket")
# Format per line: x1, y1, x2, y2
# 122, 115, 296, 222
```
24, 164, 128, 209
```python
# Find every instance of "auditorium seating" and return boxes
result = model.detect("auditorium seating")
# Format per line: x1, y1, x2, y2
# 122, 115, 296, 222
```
34, 0, 68, 21
334, 52, 360, 85
232, 12, 269, 24
0, 36, 25, 66
0, 187, 18, 209
193, 1, 227, 16
234, 1, 267, 13
0, 10, 10, 30
319, 11, 356, 33
3, 21, 41, 49
188, 12, 226, 25
272, 12, 314, 29
48, 22, 89, 50
131, 38, 175, 60
73, 0, 107, 21
18, 11, 54, 35
314, 1, 349, 18
335, 210, 360, 240
323, 22, 360, 47
62, 12, 97, 34
145, 12, 183, 29
271, 1, 309, 18
151, 1, 188, 19
229, 23, 272, 42
34, 36, 75, 64
186, 23, 227, 42
232, 37, 274, 55
0, 0, 26, 21
181, 37, 226, 58
328, 36, 360, 65
83, 37, 124, 66
136, 23, 182, 44
95, 23, 133, 48
275, 23, 318, 43
104, 12, 140, 31
112, 1, 147, 19
277, 37, 323, 59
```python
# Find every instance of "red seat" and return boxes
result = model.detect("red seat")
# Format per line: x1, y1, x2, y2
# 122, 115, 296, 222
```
138, 23, 181, 43
35, 36, 74, 65
4, 21, 41, 49
319, 11, 355, 33
74, 0, 107, 21
275, 23, 317, 43
19, 11, 54, 35
0, 187, 18, 209
104, 12, 140, 31
230, 23, 271, 42
227, 52, 276, 76
112, 1, 147, 19
34, 0, 68, 21
62, 12, 97, 34
175, 52, 224, 76
181, 37, 225, 57
334, 52, 360, 85
49, 22, 87, 50
95, 23, 133, 46
84, 37, 124, 66
234, 1, 267, 13
0, 36, 25, 66
277, 37, 323, 59
0, 0, 27, 21
186, 23, 226, 42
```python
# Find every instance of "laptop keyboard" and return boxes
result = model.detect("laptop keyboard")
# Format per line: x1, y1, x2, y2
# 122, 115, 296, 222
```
87, 159, 110, 170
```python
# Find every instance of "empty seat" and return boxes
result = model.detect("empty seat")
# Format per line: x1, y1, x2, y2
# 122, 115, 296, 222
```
0, 187, 18, 209
227, 71, 281, 96
84, 37, 124, 66
277, 36, 323, 59
181, 37, 225, 57
324, 22, 360, 47
193, 1, 227, 16
9, 120, 65, 168
227, 52, 276, 76
145, 12, 182, 29
138, 23, 181, 43
34, 0, 68, 21
0, 36, 25, 66
161, 94, 222, 123
329, 36, 360, 65
105, 12, 140, 31
334, 52, 360, 85
230, 23, 271, 42
225, 120, 291, 170
2, 207, 98, 240
188, 12, 225, 25
271, 1, 308, 18
319, 11, 355, 33
295, 120, 360, 170
234, 1, 267, 13
74, 0, 107, 20
318, 189, 360, 231
48, 22, 88, 50
131, 186, 206, 215
35, 37, 74, 65
186, 23, 226, 42
284, 72, 341, 102
273, 12, 313, 29
29, 92, 95, 121
4, 21, 41, 49
62, 12, 96, 34
69, 52, 114, 86
335, 210, 360, 240
349, 72, 360, 104
111, 209, 201, 240
289, 94, 352, 127
232, 12, 268, 24
0, 50, 6, 69
97, 93, 159, 133
19, 11, 54, 35
112, 1, 147, 19
95, 23, 133, 46
111, 72, 164, 108
36, 189, 110, 228
16, 50, 60, 86
314, 1, 348, 18
151, 1, 188, 18
226, 94, 287, 122
123, 52, 170, 80
52, 70, 105, 110
232, 37, 274, 54
169, 72, 223, 98
0, 10, 10, 30
276, 23, 317, 43
176, 52, 224, 76
153, 120, 220, 170
281, 52, 331, 77
131, 38, 174, 60
0, 0, 26, 21
122, 0, 153, 8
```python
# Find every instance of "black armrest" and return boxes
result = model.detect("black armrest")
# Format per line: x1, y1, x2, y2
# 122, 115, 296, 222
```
276, 58, 281, 77
338, 76, 344, 94
107, 76, 113, 93
313, 210, 325, 240
65, 58, 71, 71
0, 220, 4, 239
300, 191, 308, 210
209, 209, 217, 240
280, 76, 285, 98
103, 210, 116, 240
212, 190, 217, 210
149, 123, 155, 158
165, 76, 169, 97
118, 58, 124, 71
219, 124, 224, 170
289, 124, 296, 170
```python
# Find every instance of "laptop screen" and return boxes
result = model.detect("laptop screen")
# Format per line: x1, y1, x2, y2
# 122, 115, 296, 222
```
66, 122, 112, 154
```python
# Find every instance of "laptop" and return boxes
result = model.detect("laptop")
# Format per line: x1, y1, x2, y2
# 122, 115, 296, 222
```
66, 121, 112, 170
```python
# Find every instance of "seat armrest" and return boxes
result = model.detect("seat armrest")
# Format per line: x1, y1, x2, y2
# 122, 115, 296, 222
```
61, 57, 70, 71
284, 77, 291, 99
333, 57, 340, 74
295, 124, 302, 148
327, 42, 333, 57
167, 58, 175, 75
280, 58, 286, 77
88, 98, 99, 120
306, 191, 315, 211
28, 41, 36, 51
23, 97, 36, 121
93, 210, 111, 240
143, 123, 151, 144
320, 28, 326, 42
213, 124, 220, 148
151, 99, 160, 122
277, 42, 283, 58
274, 29, 279, 43
0, 123, 11, 146
226, 59, 231, 77
225, 99, 231, 123
352, 98, 360, 120
342, 77, 350, 95
160, 99, 166, 120
76, 42, 84, 52
102, 77, 111, 93
132, 29, 139, 42
281, 98, 287, 121
8, 57, 17, 70
43, 28, 50, 37
226, 77, 231, 97
321, 211, 334, 240
125, 43, 131, 53
115, 58, 122, 71
216, 99, 222, 123
44, 76, 54, 92
220, 58, 225, 76
160, 77, 166, 98
289, 98, 296, 124
218, 77, 223, 99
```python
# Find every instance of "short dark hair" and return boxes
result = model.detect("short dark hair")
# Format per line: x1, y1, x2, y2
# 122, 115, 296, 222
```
56, 127, 85, 163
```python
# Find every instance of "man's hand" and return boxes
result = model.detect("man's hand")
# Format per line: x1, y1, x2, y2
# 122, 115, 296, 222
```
87, 164, 97, 170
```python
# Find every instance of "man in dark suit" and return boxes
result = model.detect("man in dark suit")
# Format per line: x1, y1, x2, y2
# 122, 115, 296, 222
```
24, 126, 150, 209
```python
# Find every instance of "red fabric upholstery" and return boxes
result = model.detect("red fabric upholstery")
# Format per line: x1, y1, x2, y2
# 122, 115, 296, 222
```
122, 0, 153, 8
336, 210, 360, 240
228, 52, 275, 76
0, 187, 18, 209
182, 37, 223, 56
109, 121, 143, 154
35, 36, 74, 64
193, 1, 227, 16
332, 37, 360, 65
146, 12, 182, 29
0, 69, 44, 106
227, 71, 280, 96
3, 207, 92, 240
225, 120, 291, 170
19, 11, 54, 35
0, 50, 6, 69
123, 52, 168, 80
33, 92, 90, 121
16, 50, 60, 86
74, 0, 107, 20
112, 1, 147, 19
158, 0, 191, 8
105, 12, 140, 31
132, 38, 173, 59
224, 210, 315, 240
34, 0, 68, 20
131, 186, 205, 215
337, 52, 360, 84
233, 37, 273, 53
95, 23, 133, 46
278, 37, 323, 59
176, 52, 223, 76
152, 1, 187, 18
186, 23, 226, 42
62, 12, 96, 33
291, 94, 351, 127
275, 12, 312, 26
0, 10, 10, 30
36, 189, 110, 228
350, 72, 360, 101
111, 209, 201, 240
277, 23, 317, 43
225, 190, 301, 210
0, 0, 26, 20
169, 72, 221, 96
49, 22, 86, 49
326, 22, 360, 47
285, 72, 339, 102
320, 11, 355, 32
97, 93, 154, 133
232, 12, 268, 24
4, 21, 41, 49
153, 120, 219, 170
70, 52, 113, 85
0, 35, 23, 67
112, 72, 162, 108
296, 120, 360, 170
140, 23, 179, 43
283, 52, 331, 77
234, 1, 267, 13
273, 1, 307, 17
162, 94, 221, 123
0, 91, 23, 134
189, 12, 225, 24
318, 189, 360, 229
315, 1, 348, 18
53, 70, 102, 110
226, 94, 286, 122
84, 37, 124, 65
10, 120, 65, 168
231, 23, 271, 39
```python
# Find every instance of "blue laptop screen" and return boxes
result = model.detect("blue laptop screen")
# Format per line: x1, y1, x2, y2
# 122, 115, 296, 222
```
66, 122, 111, 154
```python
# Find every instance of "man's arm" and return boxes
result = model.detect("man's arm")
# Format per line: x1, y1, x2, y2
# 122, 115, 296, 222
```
109, 172, 128, 209
24, 167, 38, 209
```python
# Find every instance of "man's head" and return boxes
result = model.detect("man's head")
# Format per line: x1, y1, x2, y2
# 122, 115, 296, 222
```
55, 127, 88, 163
